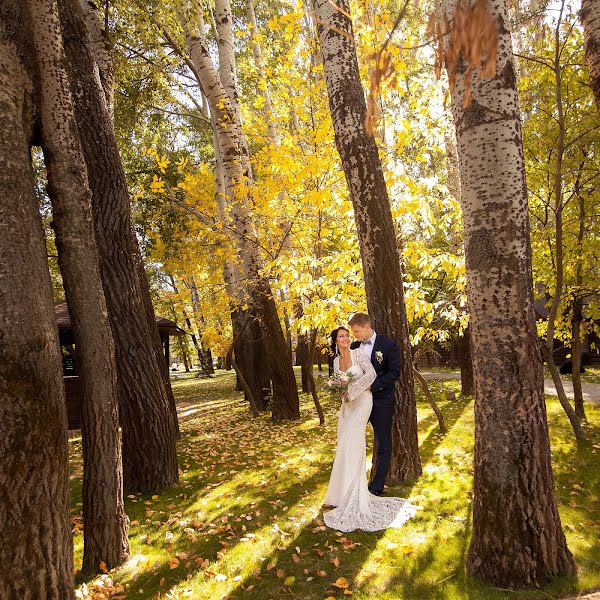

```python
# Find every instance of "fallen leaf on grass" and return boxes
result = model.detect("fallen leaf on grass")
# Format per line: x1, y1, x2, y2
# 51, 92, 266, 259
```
332, 577, 349, 588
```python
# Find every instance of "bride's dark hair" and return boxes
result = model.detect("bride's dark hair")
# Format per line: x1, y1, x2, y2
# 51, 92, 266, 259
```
330, 326, 349, 356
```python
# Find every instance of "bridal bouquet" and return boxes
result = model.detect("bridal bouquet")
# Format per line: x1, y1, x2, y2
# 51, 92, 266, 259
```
325, 371, 353, 402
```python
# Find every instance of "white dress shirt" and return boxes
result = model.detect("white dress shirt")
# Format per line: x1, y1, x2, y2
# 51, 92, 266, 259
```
360, 331, 377, 360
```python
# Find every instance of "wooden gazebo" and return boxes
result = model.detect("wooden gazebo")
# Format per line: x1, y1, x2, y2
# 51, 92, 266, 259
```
55, 302, 186, 429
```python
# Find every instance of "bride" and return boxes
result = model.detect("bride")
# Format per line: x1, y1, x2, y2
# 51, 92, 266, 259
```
323, 326, 416, 532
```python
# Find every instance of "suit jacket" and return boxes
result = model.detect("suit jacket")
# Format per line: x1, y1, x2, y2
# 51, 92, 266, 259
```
351, 333, 400, 407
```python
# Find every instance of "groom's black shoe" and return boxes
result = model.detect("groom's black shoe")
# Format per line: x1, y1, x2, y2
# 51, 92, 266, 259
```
369, 487, 384, 496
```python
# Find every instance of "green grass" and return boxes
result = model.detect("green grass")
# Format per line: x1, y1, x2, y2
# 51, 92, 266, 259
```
581, 365, 600, 385
70, 369, 600, 600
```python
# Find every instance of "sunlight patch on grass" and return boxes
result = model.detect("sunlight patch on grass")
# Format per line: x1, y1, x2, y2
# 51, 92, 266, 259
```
70, 370, 600, 600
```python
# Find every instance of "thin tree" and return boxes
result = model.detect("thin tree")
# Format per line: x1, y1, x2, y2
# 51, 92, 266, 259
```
0, 2, 74, 594
59, 0, 180, 492
435, 0, 576, 585
541, 0, 585, 441
313, 0, 422, 481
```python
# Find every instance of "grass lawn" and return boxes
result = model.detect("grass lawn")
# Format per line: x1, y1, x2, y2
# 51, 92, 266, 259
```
71, 369, 600, 600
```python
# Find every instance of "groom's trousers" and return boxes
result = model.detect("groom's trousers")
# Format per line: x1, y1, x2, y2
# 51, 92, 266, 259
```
369, 403, 394, 493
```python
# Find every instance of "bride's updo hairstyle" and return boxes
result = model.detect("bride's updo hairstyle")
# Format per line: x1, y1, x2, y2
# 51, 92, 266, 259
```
330, 326, 349, 356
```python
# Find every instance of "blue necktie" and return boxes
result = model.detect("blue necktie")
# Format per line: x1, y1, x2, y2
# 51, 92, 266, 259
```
362, 340, 372, 345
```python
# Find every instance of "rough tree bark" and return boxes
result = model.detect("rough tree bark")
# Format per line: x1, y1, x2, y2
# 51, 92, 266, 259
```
59, 0, 180, 492
181, 2, 299, 419
213, 132, 271, 410
0, 4, 74, 595
459, 327, 474, 396
581, 0, 600, 111
187, 276, 215, 376
439, 0, 576, 586
29, 0, 129, 571
313, 0, 421, 481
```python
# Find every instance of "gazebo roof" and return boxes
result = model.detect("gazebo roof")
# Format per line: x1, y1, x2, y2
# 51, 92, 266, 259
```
55, 302, 186, 336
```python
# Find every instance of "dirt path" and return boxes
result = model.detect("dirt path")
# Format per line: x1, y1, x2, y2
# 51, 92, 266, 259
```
419, 371, 600, 405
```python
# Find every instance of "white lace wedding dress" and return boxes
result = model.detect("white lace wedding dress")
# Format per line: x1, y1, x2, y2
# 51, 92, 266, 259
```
323, 348, 417, 532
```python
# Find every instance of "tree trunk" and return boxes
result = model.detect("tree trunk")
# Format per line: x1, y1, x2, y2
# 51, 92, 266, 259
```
232, 308, 270, 411
413, 368, 446, 432
80, 0, 114, 114
572, 186, 587, 420
581, 0, 600, 111
187, 276, 215, 376
571, 297, 587, 420
307, 329, 326, 425
183, 3, 300, 420
295, 303, 310, 393
297, 332, 310, 393
59, 0, 179, 493
459, 327, 474, 396
439, 0, 576, 586
313, 0, 421, 481
0, 7, 74, 594
29, 0, 129, 571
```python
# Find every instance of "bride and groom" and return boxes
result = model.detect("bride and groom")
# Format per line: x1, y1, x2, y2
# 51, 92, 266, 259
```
323, 312, 416, 532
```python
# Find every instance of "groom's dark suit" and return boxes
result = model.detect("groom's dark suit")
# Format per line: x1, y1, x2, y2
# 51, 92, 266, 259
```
351, 333, 400, 494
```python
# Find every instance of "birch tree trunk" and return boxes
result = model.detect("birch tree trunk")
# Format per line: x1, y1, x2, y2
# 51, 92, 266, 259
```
581, 0, 600, 111
183, 5, 299, 419
58, 0, 180, 492
28, 0, 129, 571
213, 125, 270, 410
0, 5, 74, 594
439, 0, 576, 586
313, 0, 422, 481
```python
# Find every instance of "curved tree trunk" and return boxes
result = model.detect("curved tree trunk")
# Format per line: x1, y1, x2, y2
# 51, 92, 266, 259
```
30, 0, 129, 571
313, 0, 421, 481
58, 0, 179, 493
413, 368, 446, 432
439, 0, 576, 586
0, 6, 74, 594
581, 0, 600, 111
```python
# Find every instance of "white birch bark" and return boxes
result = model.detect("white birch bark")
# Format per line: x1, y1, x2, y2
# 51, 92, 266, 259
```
439, 0, 575, 586
181, 3, 299, 419
581, 0, 600, 111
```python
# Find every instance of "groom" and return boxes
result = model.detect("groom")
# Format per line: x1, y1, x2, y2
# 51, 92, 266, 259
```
349, 312, 400, 496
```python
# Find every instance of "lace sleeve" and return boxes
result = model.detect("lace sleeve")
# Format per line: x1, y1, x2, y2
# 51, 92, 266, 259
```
347, 349, 376, 402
